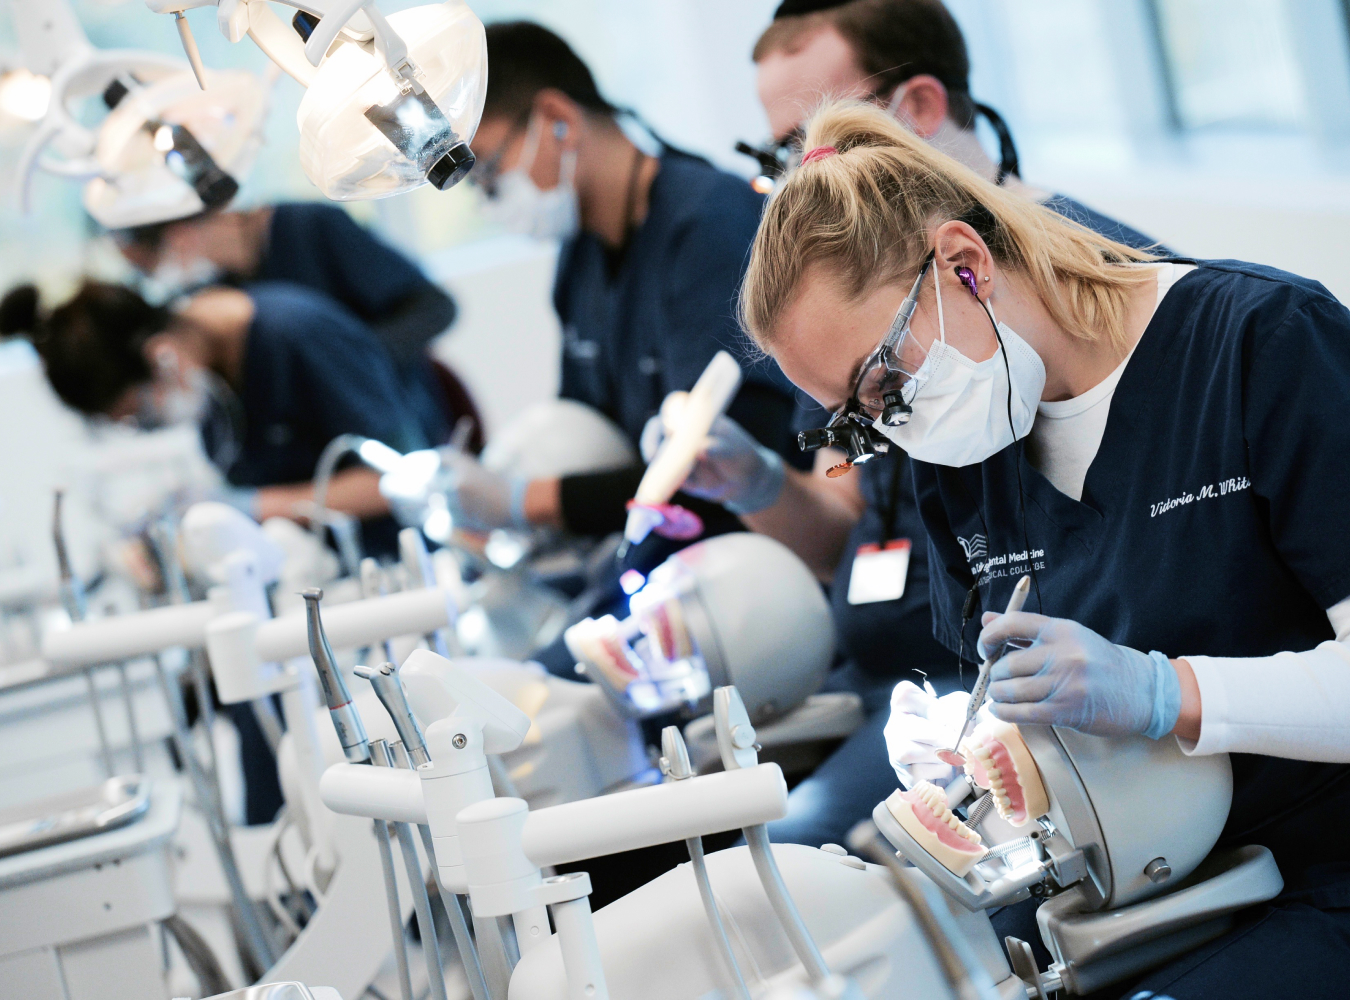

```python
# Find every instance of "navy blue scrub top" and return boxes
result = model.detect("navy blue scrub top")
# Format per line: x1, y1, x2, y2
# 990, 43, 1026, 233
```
812, 193, 1166, 688
831, 454, 952, 684
256, 203, 437, 326
553, 149, 801, 462
221, 282, 427, 555
913, 260, 1350, 903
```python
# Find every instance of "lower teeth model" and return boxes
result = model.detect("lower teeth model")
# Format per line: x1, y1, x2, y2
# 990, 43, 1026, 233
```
959, 718, 1050, 828
884, 781, 985, 877
566, 616, 639, 692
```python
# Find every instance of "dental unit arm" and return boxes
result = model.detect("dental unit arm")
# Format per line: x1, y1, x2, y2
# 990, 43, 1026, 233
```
622, 350, 743, 550
876, 718, 1285, 996
145, 0, 486, 199
318, 651, 794, 999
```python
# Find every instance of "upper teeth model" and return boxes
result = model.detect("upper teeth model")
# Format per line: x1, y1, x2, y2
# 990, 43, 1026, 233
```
884, 780, 985, 877
959, 717, 1050, 828
639, 597, 694, 662
567, 615, 639, 691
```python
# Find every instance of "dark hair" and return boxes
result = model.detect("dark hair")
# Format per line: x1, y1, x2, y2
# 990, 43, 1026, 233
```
754, 0, 976, 129
0, 281, 167, 415
482, 21, 616, 121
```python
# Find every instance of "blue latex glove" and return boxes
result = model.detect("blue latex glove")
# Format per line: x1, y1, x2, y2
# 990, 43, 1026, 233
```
980, 612, 1181, 739
438, 450, 529, 533
381, 449, 528, 534
638, 410, 785, 516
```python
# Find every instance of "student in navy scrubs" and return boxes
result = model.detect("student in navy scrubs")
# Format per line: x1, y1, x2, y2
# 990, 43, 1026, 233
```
114, 202, 464, 448
0, 280, 424, 538
427, 21, 804, 551
1, 278, 427, 824
655, 0, 1166, 849
736, 99, 1350, 998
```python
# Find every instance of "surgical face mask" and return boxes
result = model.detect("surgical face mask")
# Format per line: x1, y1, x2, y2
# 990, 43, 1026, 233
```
482, 117, 579, 242
135, 348, 212, 430
145, 256, 224, 302
874, 266, 1045, 467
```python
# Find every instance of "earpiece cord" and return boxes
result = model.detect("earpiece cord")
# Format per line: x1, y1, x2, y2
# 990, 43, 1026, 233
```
981, 297, 1043, 614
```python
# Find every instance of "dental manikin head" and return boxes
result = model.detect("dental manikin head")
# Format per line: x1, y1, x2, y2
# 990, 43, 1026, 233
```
741, 101, 1155, 471
751, 0, 1023, 189
0, 280, 249, 440
566, 533, 834, 721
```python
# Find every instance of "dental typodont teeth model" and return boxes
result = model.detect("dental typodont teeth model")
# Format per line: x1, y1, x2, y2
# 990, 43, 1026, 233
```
639, 597, 694, 662
959, 718, 1050, 828
565, 615, 639, 692
884, 780, 985, 877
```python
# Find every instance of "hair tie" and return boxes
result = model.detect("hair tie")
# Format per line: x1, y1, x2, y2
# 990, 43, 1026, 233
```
801, 145, 837, 165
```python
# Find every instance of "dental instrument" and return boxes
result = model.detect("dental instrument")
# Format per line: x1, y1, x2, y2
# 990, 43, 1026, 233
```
372, 739, 450, 1000
937, 575, 1031, 768
620, 350, 742, 556
306, 594, 492, 1000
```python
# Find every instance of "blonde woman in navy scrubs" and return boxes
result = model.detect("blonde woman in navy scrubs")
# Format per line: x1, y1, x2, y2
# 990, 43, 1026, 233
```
736, 100, 1350, 998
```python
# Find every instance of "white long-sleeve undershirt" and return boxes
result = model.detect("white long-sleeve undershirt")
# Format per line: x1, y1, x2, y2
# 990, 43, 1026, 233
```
1179, 599, 1350, 762
1028, 263, 1350, 762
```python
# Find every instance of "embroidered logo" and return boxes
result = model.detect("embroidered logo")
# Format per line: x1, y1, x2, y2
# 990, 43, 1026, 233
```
957, 534, 988, 562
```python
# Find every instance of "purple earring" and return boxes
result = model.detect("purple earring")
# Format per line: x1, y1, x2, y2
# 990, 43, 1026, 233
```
954, 266, 980, 297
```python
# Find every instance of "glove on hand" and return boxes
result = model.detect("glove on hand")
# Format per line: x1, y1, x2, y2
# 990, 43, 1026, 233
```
438, 449, 528, 534
981, 612, 1181, 739
639, 401, 784, 515
883, 680, 977, 788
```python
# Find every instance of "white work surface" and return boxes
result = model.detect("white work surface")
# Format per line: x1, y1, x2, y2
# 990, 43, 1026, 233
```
0, 778, 182, 1000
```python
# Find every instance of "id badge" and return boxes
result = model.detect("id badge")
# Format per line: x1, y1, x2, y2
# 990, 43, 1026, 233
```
847, 539, 911, 605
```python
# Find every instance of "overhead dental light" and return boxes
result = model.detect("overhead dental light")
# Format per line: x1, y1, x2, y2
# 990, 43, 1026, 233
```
0, 67, 51, 121
12, 0, 269, 227
147, 0, 487, 200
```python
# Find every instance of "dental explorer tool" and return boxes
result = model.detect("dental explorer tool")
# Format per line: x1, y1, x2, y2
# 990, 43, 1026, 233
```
937, 575, 1031, 767
302, 587, 371, 763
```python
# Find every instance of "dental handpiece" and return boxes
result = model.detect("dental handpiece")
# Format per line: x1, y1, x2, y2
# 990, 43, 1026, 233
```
52, 490, 86, 622
302, 587, 371, 763
937, 575, 1032, 767
355, 661, 431, 768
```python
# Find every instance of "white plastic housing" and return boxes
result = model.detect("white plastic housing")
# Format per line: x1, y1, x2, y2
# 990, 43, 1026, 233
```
85, 68, 268, 227
627, 533, 835, 722
480, 400, 637, 481
296, 1, 486, 200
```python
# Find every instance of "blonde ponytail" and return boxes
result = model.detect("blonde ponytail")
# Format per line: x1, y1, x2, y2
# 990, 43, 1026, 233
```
741, 100, 1156, 356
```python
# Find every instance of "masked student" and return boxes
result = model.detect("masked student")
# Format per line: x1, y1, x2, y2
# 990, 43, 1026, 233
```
652, 0, 1166, 851
427, 21, 805, 557
735, 96, 1350, 1000
0, 278, 430, 825
0, 280, 425, 552
113, 202, 474, 450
